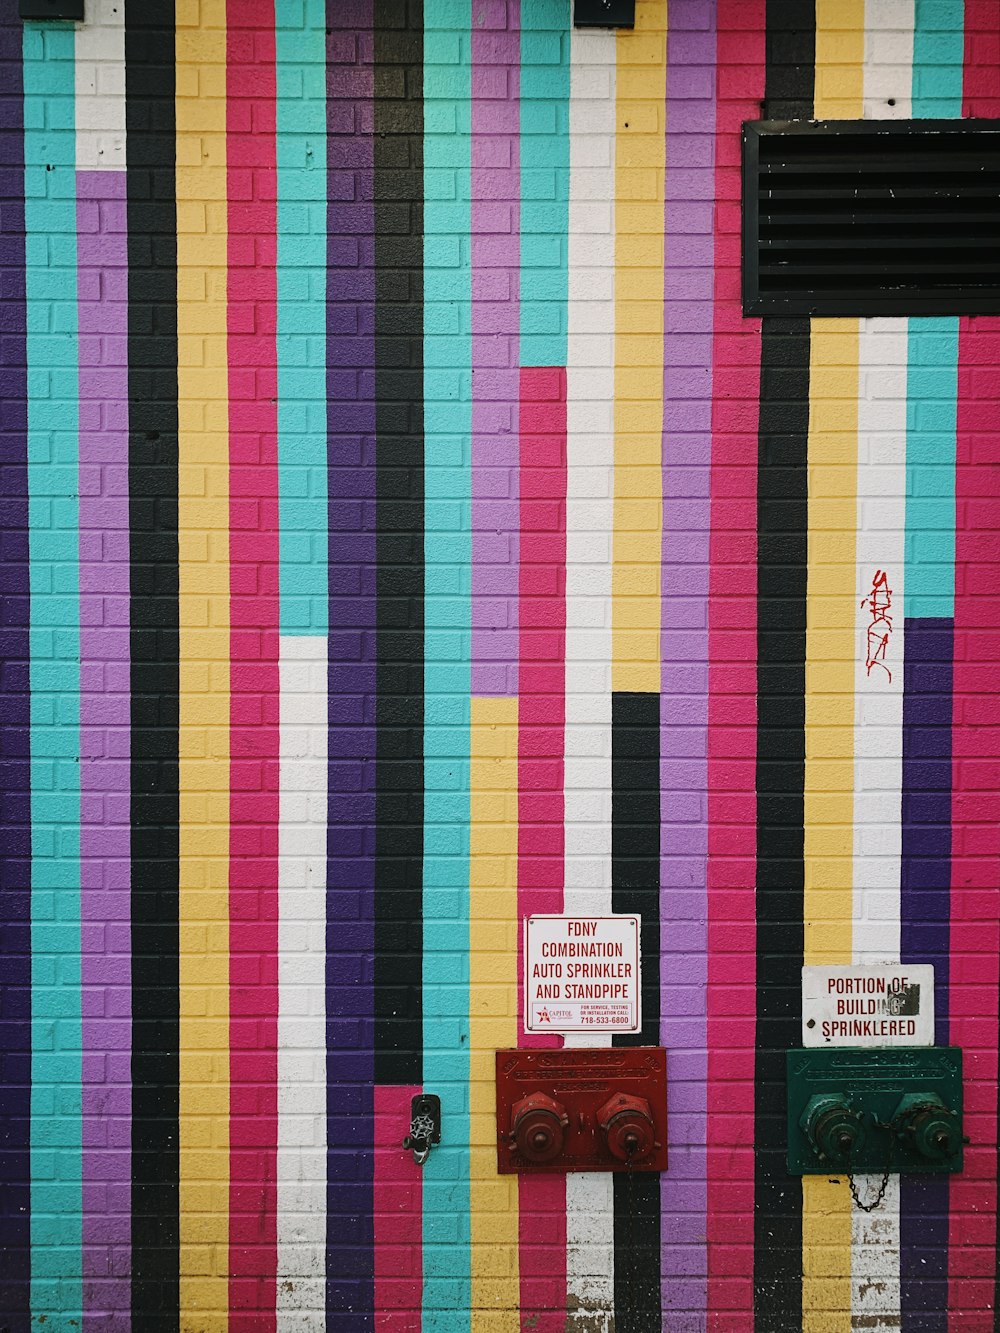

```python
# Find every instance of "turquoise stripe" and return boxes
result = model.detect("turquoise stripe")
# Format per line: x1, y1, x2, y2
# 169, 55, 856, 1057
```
911, 0, 964, 117
519, 0, 570, 368
276, 0, 328, 634
24, 22, 82, 1328
423, 4, 472, 1329
906, 0, 963, 618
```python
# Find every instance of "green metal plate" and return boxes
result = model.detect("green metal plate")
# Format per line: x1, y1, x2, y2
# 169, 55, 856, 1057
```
786, 1047, 963, 1175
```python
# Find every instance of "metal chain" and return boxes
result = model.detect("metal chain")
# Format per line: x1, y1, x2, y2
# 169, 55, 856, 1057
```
848, 1121, 894, 1214
848, 1165, 891, 1213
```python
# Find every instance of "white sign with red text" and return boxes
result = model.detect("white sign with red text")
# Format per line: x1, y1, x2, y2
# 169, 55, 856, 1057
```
524, 914, 641, 1034
802, 964, 934, 1048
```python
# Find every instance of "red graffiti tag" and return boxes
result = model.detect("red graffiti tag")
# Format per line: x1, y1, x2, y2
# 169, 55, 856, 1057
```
862, 569, 893, 682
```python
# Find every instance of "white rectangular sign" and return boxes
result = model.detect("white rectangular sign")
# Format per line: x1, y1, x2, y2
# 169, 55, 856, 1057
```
524, 914, 640, 1034
802, 964, 934, 1048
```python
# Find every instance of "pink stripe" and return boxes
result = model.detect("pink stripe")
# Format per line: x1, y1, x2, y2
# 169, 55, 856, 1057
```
374, 1085, 423, 1328
948, 28, 1000, 1326
517, 366, 567, 1328
706, 2, 764, 1326
947, 314, 1000, 1327
227, 5, 280, 1327
77, 169, 132, 1331
472, 0, 521, 697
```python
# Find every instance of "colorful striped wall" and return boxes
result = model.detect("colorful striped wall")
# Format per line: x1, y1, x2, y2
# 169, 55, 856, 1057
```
1, 0, 999, 1329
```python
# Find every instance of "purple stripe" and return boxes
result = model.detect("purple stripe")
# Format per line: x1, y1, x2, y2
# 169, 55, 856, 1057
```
900, 615, 953, 1331
471, 0, 520, 697
0, 5, 30, 1329
659, 0, 716, 1318
76, 170, 132, 1332
326, 7, 375, 1327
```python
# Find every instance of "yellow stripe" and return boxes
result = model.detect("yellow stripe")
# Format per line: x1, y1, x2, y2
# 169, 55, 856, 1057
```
469, 696, 520, 1331
814, 0, 865, 118
802, 6, 864, 1328
611, 0, 666, 692
177, 2, 230, 1325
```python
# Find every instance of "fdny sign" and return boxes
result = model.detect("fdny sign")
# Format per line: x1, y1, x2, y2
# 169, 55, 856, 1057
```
802, 964, 935, 1048
524, 915, 641, 1035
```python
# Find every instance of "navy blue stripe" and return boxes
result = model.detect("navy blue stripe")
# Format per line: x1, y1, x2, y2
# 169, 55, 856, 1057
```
900, 615, 953, 1331
326, 6, 376, 1326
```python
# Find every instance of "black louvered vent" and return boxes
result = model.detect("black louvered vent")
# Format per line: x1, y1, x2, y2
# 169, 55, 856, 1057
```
743, 120, 1000, 316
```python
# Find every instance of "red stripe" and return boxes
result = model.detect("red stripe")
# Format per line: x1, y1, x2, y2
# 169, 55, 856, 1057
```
949, 13, 1000, 1326
374, 1085, 423, 1327
517, 366, 567, 1328
227, 4, 280, 1327
707, 2, 764, 1327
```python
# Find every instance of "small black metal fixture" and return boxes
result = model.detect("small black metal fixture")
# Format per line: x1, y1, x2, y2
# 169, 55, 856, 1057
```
402, 1093, 441, 1168
20, 0, 84, 17
574, 0, 635, 28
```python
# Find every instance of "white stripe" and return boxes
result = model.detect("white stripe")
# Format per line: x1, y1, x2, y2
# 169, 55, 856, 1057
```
851, 8, 912, 1310
277, 636, 328, 1330
75, 0, 125, 171
863, 0, 914, 119
564, 26, 616, 1329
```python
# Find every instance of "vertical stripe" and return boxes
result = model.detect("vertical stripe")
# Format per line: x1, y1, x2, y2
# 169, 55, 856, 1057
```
611, 0, 666, 695
516, 366, 568, 1331
611, 692, 661, 1333
469, 697, 520, 1331
519, 0, 570, 371
325, 6, 375, 1324
75, 0, 126, 172
422, 2, 471, 1329
77, 12, 131, 1328
706, 1, 764, 1326
850, 319, 908, 1328
125, 4, 179, 1325
949, 323, 1000, 1329
276, 638, 328, 1331
373, 1083, 422, 1327
276, 0, 328, 638
275, 8, 329, 1328
564, 18, 616, 1330
373, 0, 423, 1091
227, 2, 280, 1325
850, 8, 913, 1324
176, 0, 230, 1324
955, 18, 1000, 1327
802, 14, 863, 1327
77, 168, 132, 1331
25, 17, 83, 1325
471, 0, 520, 699
900, 4, 964, 1324
900, 615, 953, 1328
660, 1, 716, 1323
0, 4, 30, 1327
754, 8, 813, 1326
516, 9, 571, 1322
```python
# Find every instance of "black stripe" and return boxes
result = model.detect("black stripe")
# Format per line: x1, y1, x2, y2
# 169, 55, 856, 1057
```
612, 691, 661, 1333
0, 4, 30, 1327
754, 6, 813, 1328
126, 4, 179, 1326
373, 0, 424, 1086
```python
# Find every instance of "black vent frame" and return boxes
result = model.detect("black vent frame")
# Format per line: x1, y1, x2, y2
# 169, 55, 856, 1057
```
743, 119, 1000, 317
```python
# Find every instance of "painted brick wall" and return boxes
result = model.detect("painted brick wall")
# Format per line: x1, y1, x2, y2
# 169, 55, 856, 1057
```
1, 1, 1000, 1331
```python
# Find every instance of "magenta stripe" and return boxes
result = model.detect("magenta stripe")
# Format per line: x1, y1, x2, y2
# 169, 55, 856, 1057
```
77, 169, 131, 1330
471, 0, 520, 697
659, 0, 716, 1317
